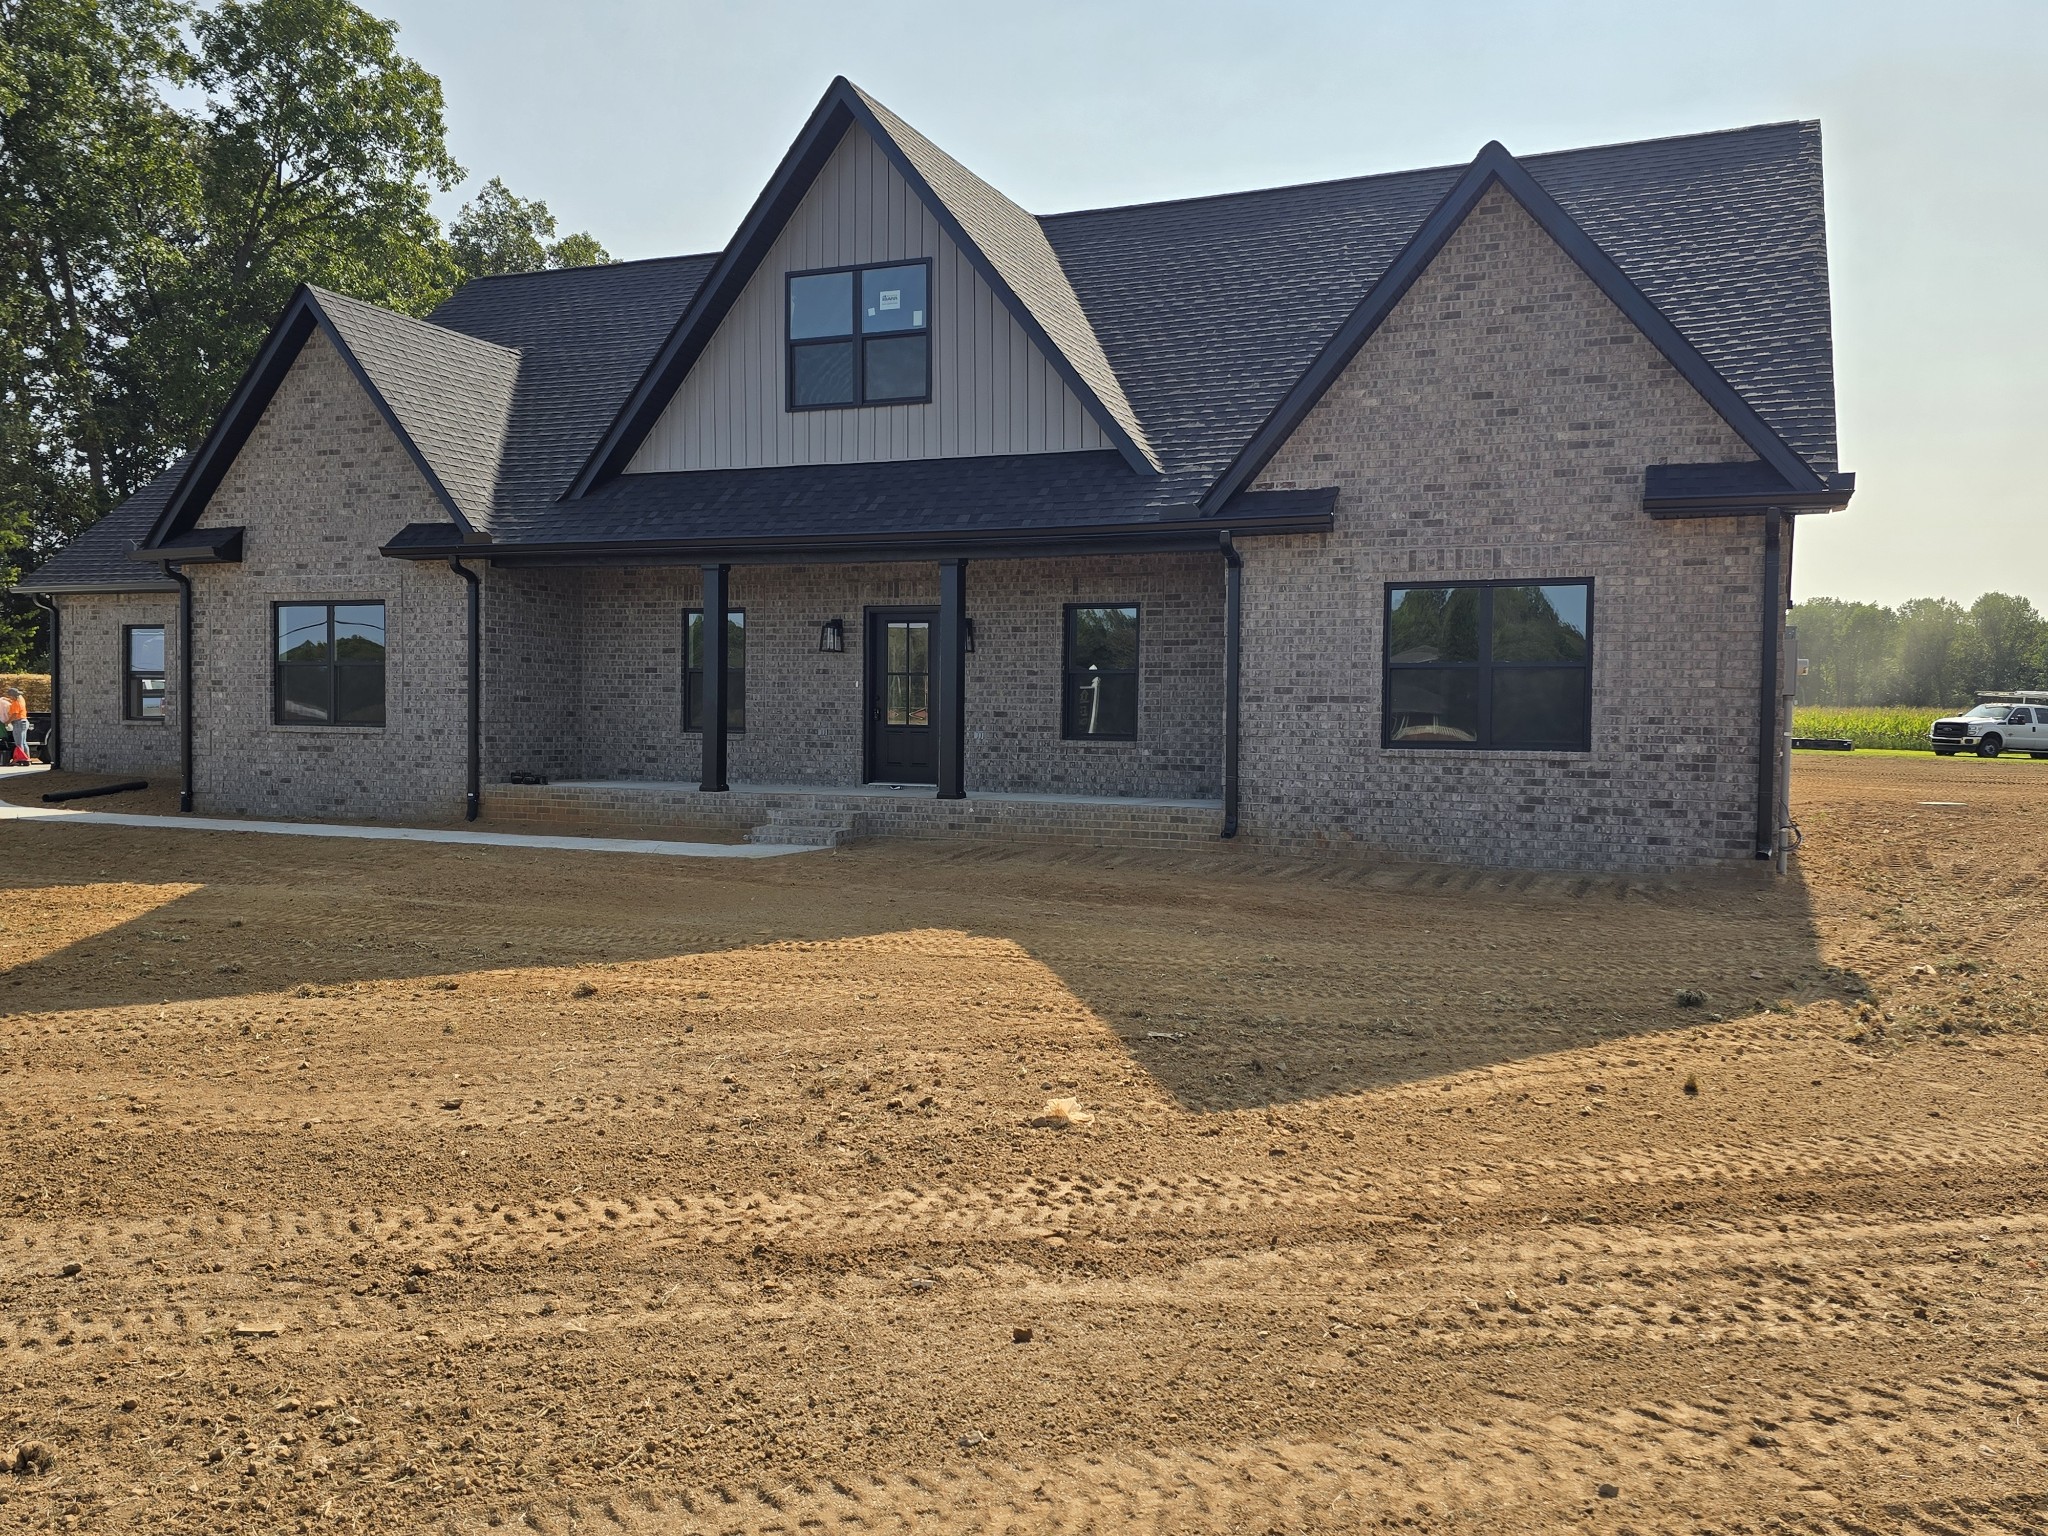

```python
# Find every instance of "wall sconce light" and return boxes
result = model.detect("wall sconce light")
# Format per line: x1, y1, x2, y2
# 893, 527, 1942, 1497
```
964, 618, 976, 653
817, 617, 845, 653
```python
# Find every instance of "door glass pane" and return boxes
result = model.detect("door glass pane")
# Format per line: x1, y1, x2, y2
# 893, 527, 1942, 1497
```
791, 340, 855, 406
862, 334, 928, 401
1387, 587, 1479, 664
1491, 666, 1587, 748
887, 673, 909, 726
789, 271, 853, 339
906, 671, 928, 726
1387, 667, 1480, 743
128, 627, 165, 672
1068, 607, 1138, 670
1491, 584, 1588, 663
861, 264, 927, 333
278, 664, 330, 723
903, 622, 928, 676
277, 605, 329, 663
334, 604, 385, 663
334, 664, 385, 726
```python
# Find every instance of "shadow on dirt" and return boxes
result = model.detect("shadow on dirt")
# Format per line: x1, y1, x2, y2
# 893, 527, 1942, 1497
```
0, 821, 1862, 1110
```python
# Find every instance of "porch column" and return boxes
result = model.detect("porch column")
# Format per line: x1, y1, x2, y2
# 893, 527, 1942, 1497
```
935, 558, 967, 800
700, 563, 730, 793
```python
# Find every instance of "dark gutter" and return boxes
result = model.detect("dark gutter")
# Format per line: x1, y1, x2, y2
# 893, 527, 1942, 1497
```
378, 508, 1334, 568
448, 558, 482, 821
30, 595, 59, 769
1220, 531, 1242, 839
1755, 509, 1783, 860
165, 563, 195, 813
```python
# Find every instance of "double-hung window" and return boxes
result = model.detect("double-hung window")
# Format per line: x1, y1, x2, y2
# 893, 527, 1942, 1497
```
683, 609, 746, 732
1062, 604, 1139, 740
275, 602, 386, 726
122, 625, 166, 721
786, 261, 930, 409
1384, 581, 1591, 750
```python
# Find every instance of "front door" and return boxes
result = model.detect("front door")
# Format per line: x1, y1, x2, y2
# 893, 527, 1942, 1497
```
866, 609, 937, 784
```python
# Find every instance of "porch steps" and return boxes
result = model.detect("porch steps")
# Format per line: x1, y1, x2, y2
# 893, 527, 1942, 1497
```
744, 809, 860, 849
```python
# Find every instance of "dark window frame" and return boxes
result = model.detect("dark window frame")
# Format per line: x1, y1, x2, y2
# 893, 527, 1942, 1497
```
121, 624, 167, 723
1381, 578, 1594, 752
271, 601, 387, 728
784, 258, 934, 412
682, 607, 747, 734
1061, 602, 1141, 742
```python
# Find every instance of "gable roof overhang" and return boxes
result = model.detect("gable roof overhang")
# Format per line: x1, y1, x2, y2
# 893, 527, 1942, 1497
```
1643, 461, 1854, 517
1195, 141, 1832, 516
566, 77, 1160, 497
141, 286, 508, 553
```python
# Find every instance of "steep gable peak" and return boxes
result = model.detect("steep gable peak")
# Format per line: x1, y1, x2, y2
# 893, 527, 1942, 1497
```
569, 77, 1158, 494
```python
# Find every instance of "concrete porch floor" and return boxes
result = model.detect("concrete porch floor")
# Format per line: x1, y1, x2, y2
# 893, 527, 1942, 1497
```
489, 778, 1226, 850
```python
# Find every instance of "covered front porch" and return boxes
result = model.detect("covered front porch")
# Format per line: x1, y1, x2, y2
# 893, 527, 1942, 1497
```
468, 543, 1258, 842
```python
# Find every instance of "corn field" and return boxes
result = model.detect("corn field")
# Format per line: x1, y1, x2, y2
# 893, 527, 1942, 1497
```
1793, 705, 1946, 751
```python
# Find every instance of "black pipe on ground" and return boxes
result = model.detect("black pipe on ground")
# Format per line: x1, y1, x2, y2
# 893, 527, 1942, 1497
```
42, 780, 149, 804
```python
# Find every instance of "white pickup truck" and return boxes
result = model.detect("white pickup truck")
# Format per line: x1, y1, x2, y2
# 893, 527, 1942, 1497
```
1929, 694, 2048, 757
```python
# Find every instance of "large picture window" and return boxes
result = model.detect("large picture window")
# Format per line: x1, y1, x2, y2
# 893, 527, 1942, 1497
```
1384, 581, 1591, 750
1062, 604, 1139, 740
275, 603, 386, 726
683, 609, 746, 732
122, 625, 166, 721
786, 261, 931, 409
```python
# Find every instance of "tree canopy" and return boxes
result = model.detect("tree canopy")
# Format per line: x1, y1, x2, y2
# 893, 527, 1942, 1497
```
0, 0, 610, 665
1791, 592, 2048, 707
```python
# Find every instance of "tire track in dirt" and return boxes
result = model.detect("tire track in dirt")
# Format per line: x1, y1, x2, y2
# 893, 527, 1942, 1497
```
480, 1365, 2048, 1534
7, 1112, 2044, 1286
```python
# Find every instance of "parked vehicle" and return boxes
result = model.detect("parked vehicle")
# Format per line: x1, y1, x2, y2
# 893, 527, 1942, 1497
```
1929, 691, 2048, 757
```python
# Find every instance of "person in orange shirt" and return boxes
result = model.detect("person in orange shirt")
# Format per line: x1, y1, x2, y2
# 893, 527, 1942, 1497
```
0, 686, 28, 764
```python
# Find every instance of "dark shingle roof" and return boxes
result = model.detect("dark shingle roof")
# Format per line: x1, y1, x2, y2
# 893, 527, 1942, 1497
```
14, 458, 186, 592
312, 286, 521, 529
28, 101, 1841, 581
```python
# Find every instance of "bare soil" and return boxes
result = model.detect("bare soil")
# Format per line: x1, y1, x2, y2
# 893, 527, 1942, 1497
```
1, 753, 2043, 1533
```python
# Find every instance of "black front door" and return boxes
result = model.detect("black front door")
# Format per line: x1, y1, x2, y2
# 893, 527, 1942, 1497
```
866, 608, 936, 784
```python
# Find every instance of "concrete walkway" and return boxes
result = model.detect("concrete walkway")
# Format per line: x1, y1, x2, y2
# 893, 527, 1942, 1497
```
0, 791, 820, 860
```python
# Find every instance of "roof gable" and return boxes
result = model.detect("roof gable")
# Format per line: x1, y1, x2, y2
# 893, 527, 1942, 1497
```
569, 78, 1158, 493
1195, 141, 1827, 514
144, 286, 519, 548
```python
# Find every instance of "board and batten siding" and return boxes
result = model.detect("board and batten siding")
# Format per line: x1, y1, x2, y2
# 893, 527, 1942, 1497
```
626, 127, 1111, 473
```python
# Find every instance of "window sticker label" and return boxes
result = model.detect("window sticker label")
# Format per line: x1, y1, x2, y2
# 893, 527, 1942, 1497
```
878, 289, 901, 311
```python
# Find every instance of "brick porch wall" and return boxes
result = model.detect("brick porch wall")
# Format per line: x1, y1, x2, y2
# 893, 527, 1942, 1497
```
51, 592, 182, 776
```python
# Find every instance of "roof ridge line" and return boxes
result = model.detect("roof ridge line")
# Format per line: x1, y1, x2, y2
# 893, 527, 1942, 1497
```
1038, 119, 1817, 226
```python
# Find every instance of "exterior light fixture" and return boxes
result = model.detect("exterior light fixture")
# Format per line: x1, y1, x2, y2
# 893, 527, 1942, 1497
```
817, 617, 845, 653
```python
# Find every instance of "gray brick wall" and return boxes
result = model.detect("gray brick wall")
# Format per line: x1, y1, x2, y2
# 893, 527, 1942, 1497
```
506, 555, 1223, 800
1241, 184, 1779, 869
51, 591, 181, 775
186, 329, 470, 821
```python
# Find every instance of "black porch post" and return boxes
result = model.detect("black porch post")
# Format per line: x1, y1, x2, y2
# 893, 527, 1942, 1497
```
700, 563, 730, 793
935, 558, 967, 800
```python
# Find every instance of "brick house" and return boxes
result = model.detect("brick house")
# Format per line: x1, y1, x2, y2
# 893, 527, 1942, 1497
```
16, 79, 1852, 868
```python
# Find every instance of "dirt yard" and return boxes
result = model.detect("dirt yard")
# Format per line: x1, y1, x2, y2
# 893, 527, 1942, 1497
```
1, 754, 2043, 1534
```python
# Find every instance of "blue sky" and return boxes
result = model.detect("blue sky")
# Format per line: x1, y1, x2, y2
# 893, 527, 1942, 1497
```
377, 0, 2047, 610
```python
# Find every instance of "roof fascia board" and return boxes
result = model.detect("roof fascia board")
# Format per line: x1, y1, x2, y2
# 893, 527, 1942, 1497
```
144, 287, 481, 548
567, 78, 1157, 495
1196, 142, 1826, 515
381, 507, 1333, 567
10, 580, 181, 596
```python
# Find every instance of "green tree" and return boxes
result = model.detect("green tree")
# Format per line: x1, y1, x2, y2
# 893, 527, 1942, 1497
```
449, 175, 610, 281
1964, 591, 2046, 693
0, 0, 195, 662
1893, 597, 1980, 708
1790, 597, 1899, 705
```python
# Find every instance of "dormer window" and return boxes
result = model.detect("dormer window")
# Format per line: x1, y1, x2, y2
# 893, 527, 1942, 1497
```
786, 260, 930, 409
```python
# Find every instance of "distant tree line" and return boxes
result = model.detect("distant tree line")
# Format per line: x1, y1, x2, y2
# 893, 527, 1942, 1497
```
0, 0, 611, 665
1790, 594, 2048, 706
